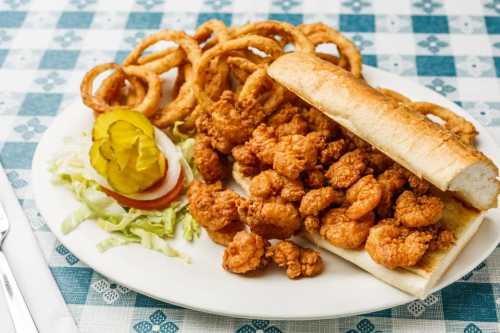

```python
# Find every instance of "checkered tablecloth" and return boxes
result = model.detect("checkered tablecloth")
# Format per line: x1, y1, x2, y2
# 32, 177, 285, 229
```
0, 0, 499, 332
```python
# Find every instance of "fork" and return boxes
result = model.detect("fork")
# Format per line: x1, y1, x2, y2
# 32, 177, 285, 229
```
0, 202, 38, 332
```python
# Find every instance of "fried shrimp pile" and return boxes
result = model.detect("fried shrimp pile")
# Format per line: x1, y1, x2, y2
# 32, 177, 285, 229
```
265, 240, 323, 278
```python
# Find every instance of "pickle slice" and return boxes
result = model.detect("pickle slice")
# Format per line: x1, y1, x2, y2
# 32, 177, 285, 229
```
107, 153, 164, 194
92, 107, 154, 141
89, 140, 108, 177
136, 134, 161, 171
99, 141, 113, 161
109, 120, 142, 149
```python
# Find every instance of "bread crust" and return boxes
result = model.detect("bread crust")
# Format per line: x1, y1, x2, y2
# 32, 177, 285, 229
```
268, 52, 499, 209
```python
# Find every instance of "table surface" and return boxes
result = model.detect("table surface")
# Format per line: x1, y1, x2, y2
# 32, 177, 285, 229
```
0, 0, 500, 332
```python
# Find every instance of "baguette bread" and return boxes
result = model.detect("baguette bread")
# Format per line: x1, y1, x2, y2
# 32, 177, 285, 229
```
267, 52, 499, 210
233, 163, 483, 298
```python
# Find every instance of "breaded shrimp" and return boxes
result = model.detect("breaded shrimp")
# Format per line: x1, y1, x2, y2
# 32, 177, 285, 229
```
395, 191, 444, 227
365, 222, 433, 269
223, 231, 269, 274
319, 208, 374, 249
345, 175, 382, 220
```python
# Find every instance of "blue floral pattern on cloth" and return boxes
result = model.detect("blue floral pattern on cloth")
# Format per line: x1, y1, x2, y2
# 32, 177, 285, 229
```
34, 72, 65, 91
125, 31, 147, 48
53, 31, 82, 48
271, 0, 300, 12
425, 78, 456, 96
14, 117, 47, 140
91, 278, 130, 304
6, 170, 27, 188
351, 34, 373, 51
204, 0, 232, 11
413, 0, 442, 14
4, 0, 30, 10
418, 35, 448, 54
69, 0, 96, 10
133, 310, 178, 333
464, 323, 483, 333
136, 0, 165, 11
484, 0, 500, 15
342, 0, 371, 13
0, 30, 12, 45
345, 319, 381, 333
55, 244, 79, 265
236, 320, 282, 333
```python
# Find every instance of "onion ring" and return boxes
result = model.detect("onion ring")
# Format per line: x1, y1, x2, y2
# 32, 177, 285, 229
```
300, 23, 363, 78
121, 65, 162, 117
232, 20, 314, 53
193, 35, 283, 110
378, 87, 412, 104
408, 102, 478, 145
81, 63, 123, 113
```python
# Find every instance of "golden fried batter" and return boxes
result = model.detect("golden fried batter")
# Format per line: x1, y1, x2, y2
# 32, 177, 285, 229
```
303, 107, 338, 137
267, 103, 301, 127
223, 231, 269, 274
193, 135, 226, 183
247, 124, 277, 166
276, 114, 309, 138
320, 139, 347, 165
207, 221, 246, 246
320, 208, 374, 249
303, 167, 326, 188
326, 149, 366, 188
265, 240, 323, 278
238, 198, 301, 239
303, 215, 321, 234
395, 191, 444, 227
188, 181, 241, 231
366, 150, 394, 174
232, 144, 260, 176
249, 169, 305, 202
196, 91, 265, 154
376, 165, 408, 218
345, 175, 382, 220
273, 132, 325, 179
429, 228, 456, 251
299, 186, 344, 216
408, 175, 431, 195
365, 223, 433, 269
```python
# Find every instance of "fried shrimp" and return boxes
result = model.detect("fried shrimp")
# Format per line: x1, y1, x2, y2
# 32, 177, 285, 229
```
238, 198, 301, 240
247, 124, 278, 166
395, 191, 444, 227
345, 175, 382, 220
319, 208, 374, 249
303, 107, 338, 136
207, 221, 246, 246
408, 174, 430, 195
249, 170, 305, 202
304, 167, 326, 188
320, 139, 347, 165
299, 187, 344, 216
187, 181, 241, 231
365, 223, 433, 269
376, 165, 408, 217
303, 216, 321, 233
265, 241, 323, 278
223, 231, 269, 274
273, 132, 326, 179
326, 149, 366, 188
193, 135, 226, 183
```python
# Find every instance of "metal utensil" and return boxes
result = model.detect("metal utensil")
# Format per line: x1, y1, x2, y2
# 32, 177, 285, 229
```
0, 203, 38, 332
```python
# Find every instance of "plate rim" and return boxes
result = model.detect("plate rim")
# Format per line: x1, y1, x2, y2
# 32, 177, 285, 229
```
32, 64, 500, 320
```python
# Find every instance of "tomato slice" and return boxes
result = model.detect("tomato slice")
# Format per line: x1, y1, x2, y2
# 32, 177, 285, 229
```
101, 169, 185, 210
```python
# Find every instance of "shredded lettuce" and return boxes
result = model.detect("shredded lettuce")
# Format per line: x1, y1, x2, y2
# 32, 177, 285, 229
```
50, 134, 200, 261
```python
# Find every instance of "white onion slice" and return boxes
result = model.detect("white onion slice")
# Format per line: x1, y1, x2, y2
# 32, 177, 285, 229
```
84, 127, 182, 201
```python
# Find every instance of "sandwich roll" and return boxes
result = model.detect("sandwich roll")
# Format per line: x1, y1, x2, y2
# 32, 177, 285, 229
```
268, 52, 500, 210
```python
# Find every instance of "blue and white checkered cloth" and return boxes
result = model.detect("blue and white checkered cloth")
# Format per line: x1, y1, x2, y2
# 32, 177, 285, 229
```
0, 0, 499, 332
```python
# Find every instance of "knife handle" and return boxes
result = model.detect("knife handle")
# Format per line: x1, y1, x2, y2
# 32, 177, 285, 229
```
0, 251, 38, 333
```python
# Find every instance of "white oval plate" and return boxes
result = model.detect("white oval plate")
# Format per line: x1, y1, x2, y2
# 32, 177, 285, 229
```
32, 66, 500, 320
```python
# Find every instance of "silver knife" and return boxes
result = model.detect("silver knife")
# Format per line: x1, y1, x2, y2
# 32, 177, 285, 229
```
0, 202, 39, 332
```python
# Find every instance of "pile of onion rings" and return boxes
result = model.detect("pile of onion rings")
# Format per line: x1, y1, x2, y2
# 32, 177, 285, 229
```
79, 20, 365, 129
